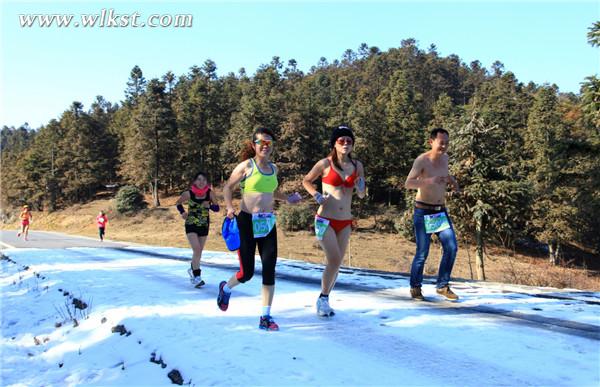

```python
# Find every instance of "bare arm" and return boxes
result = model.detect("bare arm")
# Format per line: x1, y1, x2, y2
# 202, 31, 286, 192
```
175, 191, 190, 206
272, 165, 301, 204
302, 159, 327, 198
404, 157, 445, 190
271, 165, 287, 202
175, 191, 190, 219
209, 189, 219, 205
355, 160, 366, 199
447, 175, 460, 193
223, 161, 250, 218
273, 189, 288, 202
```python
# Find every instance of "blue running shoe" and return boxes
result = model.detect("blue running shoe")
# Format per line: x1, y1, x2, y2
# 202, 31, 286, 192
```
217, 281, 230, 311
259, 315, 279, 331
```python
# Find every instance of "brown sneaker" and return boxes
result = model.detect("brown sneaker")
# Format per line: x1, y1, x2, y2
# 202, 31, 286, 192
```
410, 287, 425, 301
436, 286, 459, 301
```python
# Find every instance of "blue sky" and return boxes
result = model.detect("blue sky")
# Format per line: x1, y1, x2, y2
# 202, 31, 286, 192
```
1, 0, 598, 128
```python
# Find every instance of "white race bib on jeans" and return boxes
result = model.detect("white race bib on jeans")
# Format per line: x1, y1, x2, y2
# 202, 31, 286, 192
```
424, 212, 450, 234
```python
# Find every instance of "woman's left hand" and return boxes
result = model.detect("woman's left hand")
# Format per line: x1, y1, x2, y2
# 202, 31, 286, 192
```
356, 177, 366, 192
287, 192, 302, 204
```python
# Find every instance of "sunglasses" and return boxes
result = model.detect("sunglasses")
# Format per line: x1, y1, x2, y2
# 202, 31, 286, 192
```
336, 137, 353, 145
254, 139, 273, 147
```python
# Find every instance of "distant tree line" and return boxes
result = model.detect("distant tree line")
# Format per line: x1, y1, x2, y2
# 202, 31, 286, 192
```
2, 27, 599, 261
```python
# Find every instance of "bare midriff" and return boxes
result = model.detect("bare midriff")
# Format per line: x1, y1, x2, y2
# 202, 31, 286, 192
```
240, 192, 275, 214
317, 183, 353, 219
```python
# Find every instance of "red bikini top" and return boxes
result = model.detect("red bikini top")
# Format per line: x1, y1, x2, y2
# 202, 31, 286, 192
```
322, 158, 358, 188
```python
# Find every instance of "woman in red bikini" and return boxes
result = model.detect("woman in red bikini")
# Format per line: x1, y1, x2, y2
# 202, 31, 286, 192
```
302, 125, 366, 317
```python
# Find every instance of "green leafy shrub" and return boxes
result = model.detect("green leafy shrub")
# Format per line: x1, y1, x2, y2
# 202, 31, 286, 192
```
373, 206, 401, 233
115, 185, 146, 214
396, 209, 415, 241
278, 203, 314, 232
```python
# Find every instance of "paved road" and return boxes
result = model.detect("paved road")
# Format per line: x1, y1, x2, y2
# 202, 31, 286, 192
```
0, 230, 129, 249
2, 230, 598, 340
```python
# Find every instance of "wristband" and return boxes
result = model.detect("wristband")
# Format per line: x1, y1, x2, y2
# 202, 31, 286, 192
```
210, 204, 220, 212
176, 204, 185, 214
314, 192, 325, 205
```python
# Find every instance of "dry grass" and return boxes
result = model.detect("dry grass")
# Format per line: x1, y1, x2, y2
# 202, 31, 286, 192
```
2, 192, 598, 291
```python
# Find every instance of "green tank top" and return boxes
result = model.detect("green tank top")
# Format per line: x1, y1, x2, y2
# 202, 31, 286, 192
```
240, 158, 278, 194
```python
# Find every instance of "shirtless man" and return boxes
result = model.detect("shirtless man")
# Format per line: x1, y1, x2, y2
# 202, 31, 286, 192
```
404, 128, 460, 301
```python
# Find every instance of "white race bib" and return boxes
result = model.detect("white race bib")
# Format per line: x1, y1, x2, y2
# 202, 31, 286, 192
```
252, 212, 276, 238
314, 215, 330, 241
424, 212, 451, 234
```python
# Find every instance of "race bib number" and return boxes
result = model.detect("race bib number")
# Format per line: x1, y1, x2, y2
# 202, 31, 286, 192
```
252, 212, 276, 238
314, 215, 330, 241
424, 212, 450, 234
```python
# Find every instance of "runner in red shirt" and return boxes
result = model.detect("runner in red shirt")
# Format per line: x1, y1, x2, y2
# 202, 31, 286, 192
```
96, 211, 108, 241
17, 205, 32, 241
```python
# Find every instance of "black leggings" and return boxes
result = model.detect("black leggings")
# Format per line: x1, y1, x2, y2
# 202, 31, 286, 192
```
235, 211, 277, 286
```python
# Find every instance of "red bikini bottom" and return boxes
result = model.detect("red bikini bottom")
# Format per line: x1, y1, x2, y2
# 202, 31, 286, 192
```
319, 216, 353, 234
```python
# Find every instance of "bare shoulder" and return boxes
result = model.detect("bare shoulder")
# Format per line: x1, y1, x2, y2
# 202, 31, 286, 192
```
414, 153, 430, 166
235, 159, 253, 173
310, 158, 328, 172
177, 190, 190, 204
354, 159, 364, 172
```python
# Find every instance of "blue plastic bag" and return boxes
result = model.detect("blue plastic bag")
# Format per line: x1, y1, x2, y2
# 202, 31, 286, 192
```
222, 217, 240, 251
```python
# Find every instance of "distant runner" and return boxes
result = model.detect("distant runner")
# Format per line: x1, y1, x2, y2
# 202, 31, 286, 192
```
175, 171, 220, 288
17, 205, 32, 241
96, 211, 108, 241
404, 128, 461, 301
217, 127, 302, 331
302, 125, 366, 317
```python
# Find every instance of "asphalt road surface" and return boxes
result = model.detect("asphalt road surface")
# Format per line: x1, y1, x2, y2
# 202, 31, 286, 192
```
0, 230, 129, 249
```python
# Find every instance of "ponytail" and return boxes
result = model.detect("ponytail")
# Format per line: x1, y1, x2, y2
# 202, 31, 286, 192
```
239, 127, 276, 162
239, 140, 256, 161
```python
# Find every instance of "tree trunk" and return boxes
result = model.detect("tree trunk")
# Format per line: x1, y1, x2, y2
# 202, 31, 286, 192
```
153, 128, 161, 207
475, 216, 486, 280
152, 179, 160, 207
548, 239, 560, 265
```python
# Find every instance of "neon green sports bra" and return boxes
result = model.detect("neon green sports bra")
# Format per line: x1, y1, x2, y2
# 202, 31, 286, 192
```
240, 158, 278, 194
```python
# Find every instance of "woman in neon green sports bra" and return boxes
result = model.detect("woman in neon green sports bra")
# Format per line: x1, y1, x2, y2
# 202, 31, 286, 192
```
217, 127, 302, 331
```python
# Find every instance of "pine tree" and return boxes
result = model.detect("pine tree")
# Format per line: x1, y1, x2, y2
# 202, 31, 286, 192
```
55, 102, 114, 203
348, 87, 384, 196
580, 76, 600, 132
120, 79, 177, 206
450, 111, 529, 279
378, 70, 423, 205
125, 65, 147, 104
524, 86, 579, 264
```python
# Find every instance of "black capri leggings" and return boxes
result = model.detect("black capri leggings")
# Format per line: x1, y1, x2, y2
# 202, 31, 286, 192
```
234, 211, 277, 286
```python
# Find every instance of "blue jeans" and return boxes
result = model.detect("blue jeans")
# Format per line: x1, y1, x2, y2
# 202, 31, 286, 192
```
410, 208, 458, 288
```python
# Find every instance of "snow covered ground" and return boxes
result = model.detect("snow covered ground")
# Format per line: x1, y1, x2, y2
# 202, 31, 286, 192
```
1, 246, 599, 386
